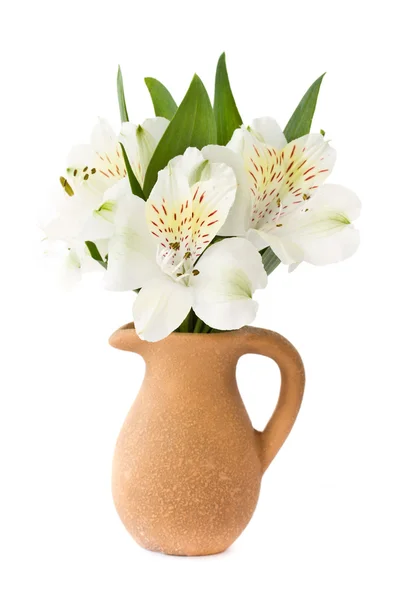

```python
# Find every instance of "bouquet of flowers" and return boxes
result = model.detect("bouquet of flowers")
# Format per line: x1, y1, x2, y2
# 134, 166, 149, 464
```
43, 54, 361, 342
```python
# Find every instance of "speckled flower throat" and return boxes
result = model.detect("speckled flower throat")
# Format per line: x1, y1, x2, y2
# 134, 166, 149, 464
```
244, 133, 335, 231
149, 168, 228, 283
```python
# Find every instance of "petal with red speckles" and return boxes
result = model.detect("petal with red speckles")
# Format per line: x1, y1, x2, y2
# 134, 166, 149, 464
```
67, 119, 128, 203
273, 133, 336, 221
145, 147, 237, 267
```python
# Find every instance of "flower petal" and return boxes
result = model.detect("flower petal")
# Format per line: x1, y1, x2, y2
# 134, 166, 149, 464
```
132, 275, 193, 342
119, 117, 169, 186
227, 127, 287, 233
104, 180, 158, 291
140, 117, 169, 145
275, 133, 336, 219
67, 120, 127, 201
90, 118, 118, 154
192, 237, 267, 330
246, 227, 271, 251
202, 144, 251, 236
78, 201, 116, 241
44, 241, 103, 289
250, 117, 287, 149
309, 183, 361, 221
43, 188, 95, 243
146, 148, 237, 269
220, 128, 337, 243
264, 183, 361, 265
168, 147, 205, 181
251, 133, 337, 235
288, 262, 301, 273
259, 232, 304, 264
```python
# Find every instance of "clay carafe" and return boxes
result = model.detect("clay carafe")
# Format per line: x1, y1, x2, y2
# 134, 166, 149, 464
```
109, 323, 305, 556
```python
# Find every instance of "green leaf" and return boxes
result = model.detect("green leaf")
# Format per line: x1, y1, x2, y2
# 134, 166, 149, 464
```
283, 73, 325, 142
143, 74, 217, 198
144, 77, 178, 120
85, 241, 107, 269
120, 143, 145, 199
214, 52, 242, 145
261, 247, 281, 275
117, 66, 129, 123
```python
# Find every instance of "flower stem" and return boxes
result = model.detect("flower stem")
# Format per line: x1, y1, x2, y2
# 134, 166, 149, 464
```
178, 311, 191, 333
193, 318, 204, 333
260, 247, 281, 275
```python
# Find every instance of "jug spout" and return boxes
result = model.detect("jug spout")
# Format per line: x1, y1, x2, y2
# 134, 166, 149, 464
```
109, 323, 144, 355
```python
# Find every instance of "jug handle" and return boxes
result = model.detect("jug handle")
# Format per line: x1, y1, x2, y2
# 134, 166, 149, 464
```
241, 329, 305, 474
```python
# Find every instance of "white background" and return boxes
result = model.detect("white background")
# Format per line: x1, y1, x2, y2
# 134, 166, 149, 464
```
1, 1, 399, 598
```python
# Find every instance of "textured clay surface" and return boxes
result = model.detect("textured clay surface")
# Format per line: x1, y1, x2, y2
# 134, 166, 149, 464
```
109, 324, 305, 556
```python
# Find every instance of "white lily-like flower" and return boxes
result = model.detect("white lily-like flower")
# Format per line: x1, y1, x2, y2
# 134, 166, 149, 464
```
43, 116, 169, 248
104, 148, 268, 342
67, 116, 169, 200
204, 118, 361, 266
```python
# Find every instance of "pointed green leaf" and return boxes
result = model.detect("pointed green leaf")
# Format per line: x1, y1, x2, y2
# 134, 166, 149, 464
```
144, 77, 178, 120
117, 66, 129, 123
261, 247, 281, 275
284, 73, 325, 142
85, 241, 107, 269
120, 143, 145, 199
143, 74, 217, 198
214, 52, 242, 145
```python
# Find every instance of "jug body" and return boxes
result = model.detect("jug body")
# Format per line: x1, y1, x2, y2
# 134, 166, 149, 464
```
110, 324, 305, 556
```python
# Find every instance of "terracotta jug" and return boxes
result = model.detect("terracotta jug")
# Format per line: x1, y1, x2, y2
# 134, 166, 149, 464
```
109, 323, 305, 556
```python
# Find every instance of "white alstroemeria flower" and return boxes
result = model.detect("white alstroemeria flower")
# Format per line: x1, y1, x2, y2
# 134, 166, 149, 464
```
43, 117, 169, 247
105, 148, 268, 342
67, 116, 169, 200
203, 118, 361, 266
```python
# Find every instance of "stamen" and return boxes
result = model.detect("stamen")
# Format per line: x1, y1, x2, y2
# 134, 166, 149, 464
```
170, 256, 188, 275
158, 247, 174, 266
59, 176, 74, 197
